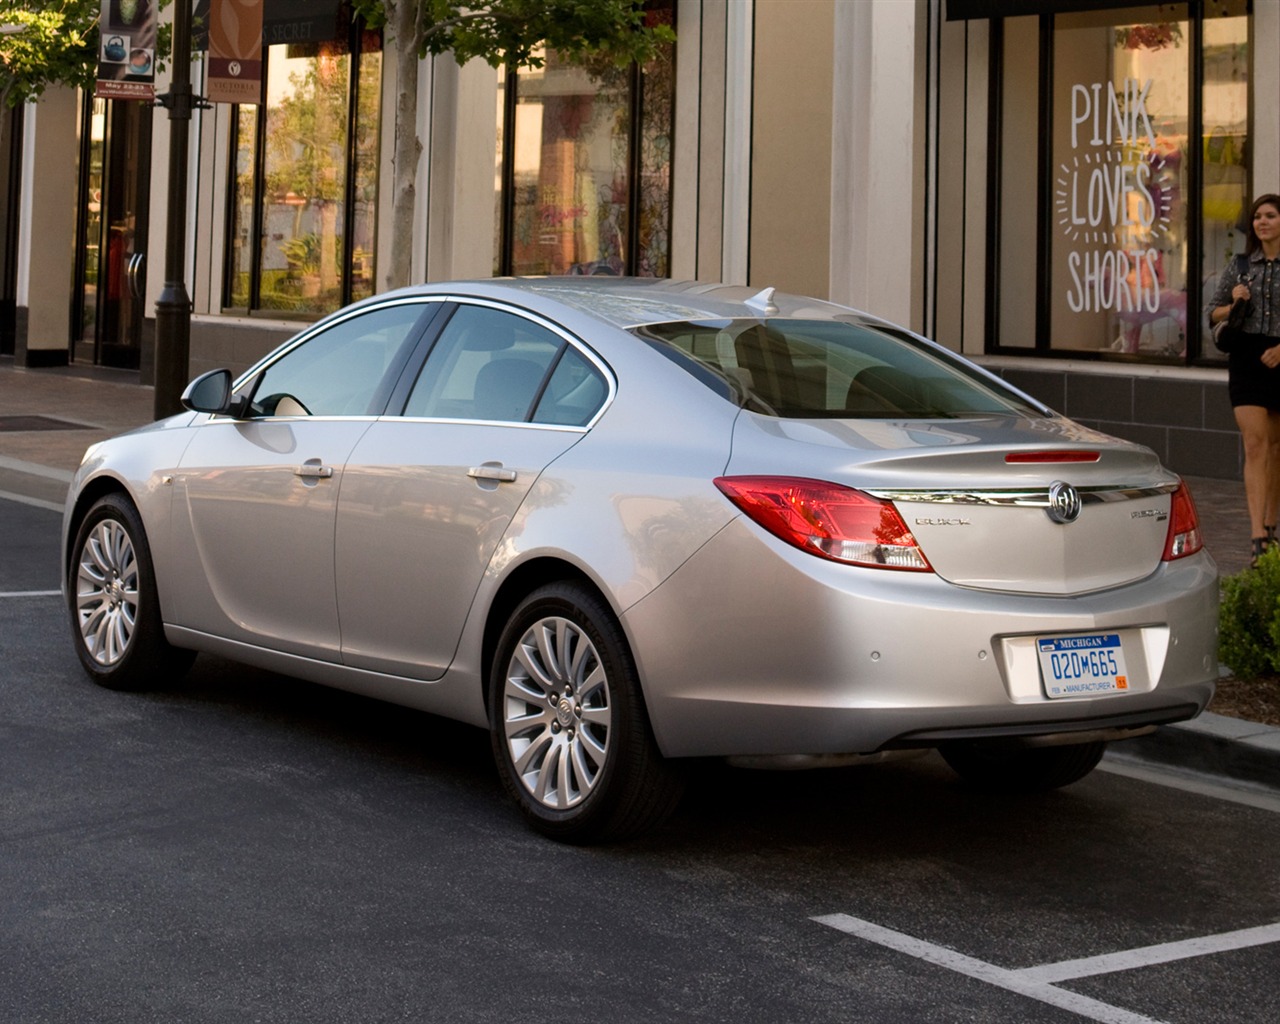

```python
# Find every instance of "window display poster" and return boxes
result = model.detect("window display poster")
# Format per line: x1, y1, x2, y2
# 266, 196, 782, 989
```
208, 0, 264, 105
1049, 18, 1190, 356
96, 0, 158, 100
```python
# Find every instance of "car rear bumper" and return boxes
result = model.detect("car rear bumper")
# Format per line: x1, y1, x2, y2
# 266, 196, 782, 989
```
624, 518, 1219, 758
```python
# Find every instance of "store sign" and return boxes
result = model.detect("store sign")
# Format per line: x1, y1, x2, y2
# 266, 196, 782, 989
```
264, 0, 343, 45
208, 0, 264, 105
1058, 77, 1172, 316
96, 0, 158, 101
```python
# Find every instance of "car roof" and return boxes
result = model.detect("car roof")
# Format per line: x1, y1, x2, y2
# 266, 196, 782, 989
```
379, 277, 865, 331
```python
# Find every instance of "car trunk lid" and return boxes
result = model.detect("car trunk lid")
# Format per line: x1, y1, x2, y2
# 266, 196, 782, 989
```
725, 413, 1180, 595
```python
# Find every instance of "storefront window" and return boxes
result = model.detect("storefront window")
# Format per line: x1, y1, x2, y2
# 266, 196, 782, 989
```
993, 2, 1249, 363
225, 22, 381, 315
495, 0, 674, 277
1201, 3, 1250, 356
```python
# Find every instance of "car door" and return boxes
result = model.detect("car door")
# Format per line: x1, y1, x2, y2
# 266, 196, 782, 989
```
334, 301, 612, 679
167, 301, 433, 661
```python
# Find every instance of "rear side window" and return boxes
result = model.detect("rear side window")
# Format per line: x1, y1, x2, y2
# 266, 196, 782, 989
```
533, 348, 608, 427
634, 318, 1044, 419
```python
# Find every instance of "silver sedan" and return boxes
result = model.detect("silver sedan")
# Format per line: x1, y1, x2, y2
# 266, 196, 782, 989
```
62, 279, 1219, 841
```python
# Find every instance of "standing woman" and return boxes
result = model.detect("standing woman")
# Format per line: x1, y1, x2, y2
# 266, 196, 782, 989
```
1208, 193, 1280, 565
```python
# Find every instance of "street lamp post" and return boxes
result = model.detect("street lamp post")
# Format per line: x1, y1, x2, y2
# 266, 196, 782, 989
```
153, 0, 194, 419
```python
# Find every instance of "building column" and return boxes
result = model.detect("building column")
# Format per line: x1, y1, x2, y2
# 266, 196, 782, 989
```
829, 0, 926, 330
426, 56, 499, 282
15, 90, 78, 366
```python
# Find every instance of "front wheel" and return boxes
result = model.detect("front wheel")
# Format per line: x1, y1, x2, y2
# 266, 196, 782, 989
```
489, 583, 683, 843
940, 739, 1106, 792
68, 493, 194, 691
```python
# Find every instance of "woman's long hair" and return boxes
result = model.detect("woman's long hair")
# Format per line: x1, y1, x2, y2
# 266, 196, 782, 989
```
1245, 193, 1280, 255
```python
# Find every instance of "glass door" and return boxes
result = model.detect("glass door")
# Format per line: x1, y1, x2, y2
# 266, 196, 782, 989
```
74, 96, 151, 369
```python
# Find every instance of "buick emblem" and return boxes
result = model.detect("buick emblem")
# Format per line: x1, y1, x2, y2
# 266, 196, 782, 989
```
1046, 481, 1082, 524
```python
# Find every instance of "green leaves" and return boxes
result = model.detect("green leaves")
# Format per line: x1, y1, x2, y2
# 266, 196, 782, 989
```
0, 0, 174, 107
1219, 546, 1280, 679
0, 0, 99, 105
354, 0, 674, 70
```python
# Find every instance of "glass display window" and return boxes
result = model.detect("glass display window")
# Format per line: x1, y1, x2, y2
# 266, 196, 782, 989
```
992, 1, 1250, 364
224, 19, 381, 316
494, 0, 674, 278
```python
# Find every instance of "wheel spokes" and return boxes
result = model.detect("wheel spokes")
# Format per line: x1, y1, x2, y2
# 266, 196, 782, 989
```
502, 615, 611, 810
75, 519, 139, 667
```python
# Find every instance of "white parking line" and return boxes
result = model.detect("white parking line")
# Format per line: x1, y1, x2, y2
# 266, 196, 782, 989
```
813, 913, 1280, 1024
0, 488, 64, 513
1017, 922, 1280, 984
0, 590, 61, 598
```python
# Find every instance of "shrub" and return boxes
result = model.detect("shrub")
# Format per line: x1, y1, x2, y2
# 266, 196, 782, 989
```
1219, 546, 1280, 678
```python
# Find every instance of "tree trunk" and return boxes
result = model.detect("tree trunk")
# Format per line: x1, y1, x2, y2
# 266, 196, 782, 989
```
385, 0, 423, 292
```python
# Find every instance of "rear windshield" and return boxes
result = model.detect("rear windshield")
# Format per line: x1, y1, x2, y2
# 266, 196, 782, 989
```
633, 318, 1045, 419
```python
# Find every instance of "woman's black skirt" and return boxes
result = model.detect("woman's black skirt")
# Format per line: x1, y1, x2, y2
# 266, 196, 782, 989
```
1228, 332, 1280, 410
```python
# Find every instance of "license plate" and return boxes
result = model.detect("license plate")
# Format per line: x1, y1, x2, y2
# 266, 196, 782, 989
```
1037, 633, 1129, 698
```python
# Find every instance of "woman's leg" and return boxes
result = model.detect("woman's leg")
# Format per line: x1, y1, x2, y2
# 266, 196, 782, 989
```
1266, 410, 1280, 535
1234, 404, 1273, 539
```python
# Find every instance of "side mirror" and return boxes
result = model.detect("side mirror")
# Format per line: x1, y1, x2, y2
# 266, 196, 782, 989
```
180, 369, 234, 415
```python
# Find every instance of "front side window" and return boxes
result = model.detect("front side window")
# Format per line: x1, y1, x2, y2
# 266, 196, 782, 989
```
239, 303, 427, 417
994, 1, 1249, 363
226, 19, 381, 316
636, 319, 1044, 419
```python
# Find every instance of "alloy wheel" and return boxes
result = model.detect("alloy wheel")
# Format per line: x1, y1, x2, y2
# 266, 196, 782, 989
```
500, 615, 612, 810
75, 518, 140, 667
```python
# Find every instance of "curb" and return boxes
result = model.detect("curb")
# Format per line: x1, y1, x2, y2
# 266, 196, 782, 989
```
1118, 712, 1280, 790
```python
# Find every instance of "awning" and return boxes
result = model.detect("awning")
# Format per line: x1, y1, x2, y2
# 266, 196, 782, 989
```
946, 0, 1168, 19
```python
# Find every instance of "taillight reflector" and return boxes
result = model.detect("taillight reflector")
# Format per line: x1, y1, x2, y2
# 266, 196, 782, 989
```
1163, 480, 1204, 561
714, 476, 931, 571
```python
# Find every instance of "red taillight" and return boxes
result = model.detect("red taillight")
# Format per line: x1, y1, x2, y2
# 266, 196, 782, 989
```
714, 476, 932, 571
1162, 480, 1203, 561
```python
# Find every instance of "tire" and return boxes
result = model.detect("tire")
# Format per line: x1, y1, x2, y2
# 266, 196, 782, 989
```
68, 493, 194, 691
940, 739, 1106, 792
488, 582, 683, 843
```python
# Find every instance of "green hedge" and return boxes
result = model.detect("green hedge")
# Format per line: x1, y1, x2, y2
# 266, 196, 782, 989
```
1219, 546, 1280, 678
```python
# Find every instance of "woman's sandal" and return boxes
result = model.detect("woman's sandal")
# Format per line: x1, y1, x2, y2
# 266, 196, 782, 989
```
1252, 536, 1269, 568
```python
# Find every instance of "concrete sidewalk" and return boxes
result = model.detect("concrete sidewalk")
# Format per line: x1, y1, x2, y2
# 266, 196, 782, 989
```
2, 356, 1277, 790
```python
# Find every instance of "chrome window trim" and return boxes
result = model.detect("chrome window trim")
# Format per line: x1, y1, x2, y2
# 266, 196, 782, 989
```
390, 416, 589, 433
864, 483, 1178, 507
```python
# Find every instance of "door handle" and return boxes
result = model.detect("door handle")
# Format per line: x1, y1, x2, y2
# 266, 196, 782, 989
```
295, 462, 334, 479
468, 464, 517, 483
127, 252, 145, 300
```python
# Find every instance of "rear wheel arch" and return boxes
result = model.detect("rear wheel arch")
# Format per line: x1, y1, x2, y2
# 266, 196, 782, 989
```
481, 558, 615, 712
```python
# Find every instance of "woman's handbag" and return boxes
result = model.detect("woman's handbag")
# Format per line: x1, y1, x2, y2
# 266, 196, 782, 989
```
1213, 254, 1252, 352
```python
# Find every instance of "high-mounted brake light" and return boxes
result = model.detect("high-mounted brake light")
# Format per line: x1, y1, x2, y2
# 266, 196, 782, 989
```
1005, 451, 1100, 464
1162, 480, 1203, 561
714, 476, 932, 571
